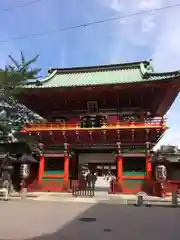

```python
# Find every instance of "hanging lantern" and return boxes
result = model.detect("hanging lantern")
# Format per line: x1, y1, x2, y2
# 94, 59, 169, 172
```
155, 164, 167, 182
146, 111, 151, 116
146, 129, 150, 134
116, 130, 120, 141
146, 141, 150, 149
62, 131, 67, 142
76, 130, 79, 140
145, 129, 150, 141
88, 131, 93, 141
131, 129, 135, 141
117, 142, 121, 156
37, 142, 44, 150
64, 142, 69, 151
20, 164, 30, 180
156, 129, 160, 137
64, 150, 69, 157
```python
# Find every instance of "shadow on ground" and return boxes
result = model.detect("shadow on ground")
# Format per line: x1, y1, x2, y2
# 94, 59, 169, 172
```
25, 203, 180, 240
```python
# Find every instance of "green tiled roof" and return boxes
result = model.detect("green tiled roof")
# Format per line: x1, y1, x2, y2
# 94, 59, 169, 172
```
24, 61, 180, 88
145, 71, 180, 81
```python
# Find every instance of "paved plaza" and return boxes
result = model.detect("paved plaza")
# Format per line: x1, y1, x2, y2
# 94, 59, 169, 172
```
0, 200, 180, 240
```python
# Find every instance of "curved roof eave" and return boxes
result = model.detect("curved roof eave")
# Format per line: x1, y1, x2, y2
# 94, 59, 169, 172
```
23, 70, 57, 88
145, 70, 180, 81
21, 61, 180, 89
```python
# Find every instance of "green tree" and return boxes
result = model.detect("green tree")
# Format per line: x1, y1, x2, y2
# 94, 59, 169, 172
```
0, 52, 43, 143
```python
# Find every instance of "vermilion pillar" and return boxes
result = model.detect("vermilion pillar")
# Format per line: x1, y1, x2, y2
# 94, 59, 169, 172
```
117, 155, 123, 184
146, 155, 152, 180
63, 155, 69, 189
38, 155, 44, 182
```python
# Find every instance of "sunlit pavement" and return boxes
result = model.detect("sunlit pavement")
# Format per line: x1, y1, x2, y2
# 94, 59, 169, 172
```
10, 191, 178, 203
0, 201, 180, 240
9, 191, 180, 208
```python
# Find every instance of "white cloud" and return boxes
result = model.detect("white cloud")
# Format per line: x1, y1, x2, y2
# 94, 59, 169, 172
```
109, 0, 123, 11
101, 0, 180, 69
141, 15, 156, 33
0, 0, 180, 147
152, 6, 180, 71
102, 0, 180, 147
101, 0, 165, 60
106, 0, 163, 12
138, 0, 164, 10
103, 0, 165, 44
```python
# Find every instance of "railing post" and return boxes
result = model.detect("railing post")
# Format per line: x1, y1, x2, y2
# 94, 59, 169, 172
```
136, 195, 143, 206
136, 192, 148, 207
172, 191, 178, 207
93, 183, 95, 197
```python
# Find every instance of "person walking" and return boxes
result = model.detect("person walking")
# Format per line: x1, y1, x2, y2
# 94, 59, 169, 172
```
91, 171, 97, 188
86, 170, 91, 188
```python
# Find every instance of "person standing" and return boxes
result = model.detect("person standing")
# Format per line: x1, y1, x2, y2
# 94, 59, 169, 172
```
91, 171, 97, 188
86, 170, 91, 188
86, 170, 97, 188
110, 172, 116, 194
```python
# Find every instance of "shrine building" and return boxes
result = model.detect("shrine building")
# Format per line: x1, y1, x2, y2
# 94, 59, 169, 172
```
18, 60, 180, 194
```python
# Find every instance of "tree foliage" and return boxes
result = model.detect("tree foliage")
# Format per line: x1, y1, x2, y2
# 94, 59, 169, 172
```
0, 52, 43, 143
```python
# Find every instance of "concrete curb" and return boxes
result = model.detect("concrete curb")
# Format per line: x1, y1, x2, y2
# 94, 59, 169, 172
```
10, 194, 38, 198
28, 195, 179, 206
6, 195, 180, 207
9, 192, 180, 207
32, 198, 180, 207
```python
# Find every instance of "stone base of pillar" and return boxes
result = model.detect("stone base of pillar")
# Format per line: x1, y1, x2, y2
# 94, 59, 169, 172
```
63, 181, 69, 191
116, 182, 122, 193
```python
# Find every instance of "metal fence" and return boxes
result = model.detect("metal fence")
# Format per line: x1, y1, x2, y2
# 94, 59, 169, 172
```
72, 180, 95, 197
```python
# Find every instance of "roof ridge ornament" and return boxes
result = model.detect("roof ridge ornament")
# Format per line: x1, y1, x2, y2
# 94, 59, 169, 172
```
148, 59, 154, 72
24, 70, 57, 88
140, 63, 147, 75
140, 60, 153, 77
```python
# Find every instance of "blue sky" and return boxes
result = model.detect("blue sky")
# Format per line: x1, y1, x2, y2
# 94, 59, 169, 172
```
0, 0, 180, 147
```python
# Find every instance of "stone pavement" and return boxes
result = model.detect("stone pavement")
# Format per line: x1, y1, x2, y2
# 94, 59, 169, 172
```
0, 201, 180, 239
9, 191, 180, 206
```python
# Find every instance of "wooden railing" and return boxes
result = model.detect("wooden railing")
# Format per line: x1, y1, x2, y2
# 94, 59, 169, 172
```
21, 118, 167, 132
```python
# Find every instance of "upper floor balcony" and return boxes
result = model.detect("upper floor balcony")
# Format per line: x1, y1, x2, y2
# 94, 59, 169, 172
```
21, 117, 167, 133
